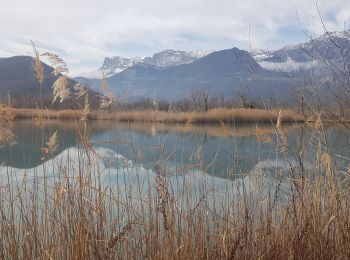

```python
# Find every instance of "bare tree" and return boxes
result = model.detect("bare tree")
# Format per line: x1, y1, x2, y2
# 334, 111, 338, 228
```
191, 89, 209, 112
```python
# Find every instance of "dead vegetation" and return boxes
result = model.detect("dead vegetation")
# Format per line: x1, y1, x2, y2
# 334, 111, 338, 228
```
0, 118, 349, 259
7, 108, 305, 124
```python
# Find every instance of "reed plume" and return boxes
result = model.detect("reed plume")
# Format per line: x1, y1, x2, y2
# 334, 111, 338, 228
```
30, 41, 46, 124
4, 93, 14, 128
31, 41, 45, 85
73, 83, 87, 98
99, 73, 115, 110
55, 185, 67, 205
276, 110, 288, 153
276, 110, 282, 129
0, 127, 15, 147
42, 52, 71, 103
31, 41, 45, 110
101, 73, 110, 95
52, 76, 70, 103
81, 93, 90, 121
321, 152, 333, 175
106, 221, 135, 257
154, 163, 171, 230
41, 130, 58, 159
99, 96, 113, 110
41, 52, 69, 76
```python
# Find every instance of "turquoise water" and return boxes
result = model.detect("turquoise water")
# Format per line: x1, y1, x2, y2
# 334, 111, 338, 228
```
1, 120, 349, 178
0, 119, 349, 221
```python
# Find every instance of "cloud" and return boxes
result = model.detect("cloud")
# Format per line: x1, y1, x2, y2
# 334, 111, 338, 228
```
0, 0, 349, 74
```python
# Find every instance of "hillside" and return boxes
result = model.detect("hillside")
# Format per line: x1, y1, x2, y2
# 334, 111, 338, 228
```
0, 56, 99, 108
76, 48, 293, 102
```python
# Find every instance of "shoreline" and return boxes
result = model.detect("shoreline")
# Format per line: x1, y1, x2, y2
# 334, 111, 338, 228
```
8, 108, 305, 124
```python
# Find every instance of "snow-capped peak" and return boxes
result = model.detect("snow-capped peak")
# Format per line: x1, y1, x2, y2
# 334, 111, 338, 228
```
79, 50, 214, 79
100, 56, 144, 78
250, 49, 273, 61
252, 30, 350, 72
142, 50, 214, 68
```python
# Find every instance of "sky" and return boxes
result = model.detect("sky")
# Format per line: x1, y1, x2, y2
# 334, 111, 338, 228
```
0, 0, 350, 75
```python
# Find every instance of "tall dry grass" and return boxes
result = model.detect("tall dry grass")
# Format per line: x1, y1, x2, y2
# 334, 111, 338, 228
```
0, 115, 349, 259
0, 94, 16, 147
8, 108, 305, 124
31, 41, 45, 110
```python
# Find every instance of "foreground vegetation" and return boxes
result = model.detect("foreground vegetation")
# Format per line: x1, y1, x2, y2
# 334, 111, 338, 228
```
0, 112, 350, 259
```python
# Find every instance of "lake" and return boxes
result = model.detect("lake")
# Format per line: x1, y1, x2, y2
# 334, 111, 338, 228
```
1, 119, 349, 182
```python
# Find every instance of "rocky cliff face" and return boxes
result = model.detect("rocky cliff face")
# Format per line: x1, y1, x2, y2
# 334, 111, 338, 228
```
82, 50, 214, 79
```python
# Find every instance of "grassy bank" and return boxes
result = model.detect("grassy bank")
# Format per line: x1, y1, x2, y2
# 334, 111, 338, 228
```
10, 108, 305, 124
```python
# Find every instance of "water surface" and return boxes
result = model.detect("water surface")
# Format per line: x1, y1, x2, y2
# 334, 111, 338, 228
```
1, 120, 349, 178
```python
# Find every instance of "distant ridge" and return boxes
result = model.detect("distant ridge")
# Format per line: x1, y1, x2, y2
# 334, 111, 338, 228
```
79, 49, 214, 79
75, 48, 293, 102
2, 30, 349, 105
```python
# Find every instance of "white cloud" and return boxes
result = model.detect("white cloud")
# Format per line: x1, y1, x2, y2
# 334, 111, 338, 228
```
0, 0, 349, 74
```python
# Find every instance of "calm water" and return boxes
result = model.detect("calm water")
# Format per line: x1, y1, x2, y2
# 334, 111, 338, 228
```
1, 119, 350, 178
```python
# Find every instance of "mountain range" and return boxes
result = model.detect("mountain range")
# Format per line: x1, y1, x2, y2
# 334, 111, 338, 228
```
73, 30, 349, 102
1, 30, 349, 106
75, 48, 293, 102
79, 50, 214, 79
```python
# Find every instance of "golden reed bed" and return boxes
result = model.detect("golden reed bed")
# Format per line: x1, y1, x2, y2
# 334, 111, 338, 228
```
11, 108, 305, 124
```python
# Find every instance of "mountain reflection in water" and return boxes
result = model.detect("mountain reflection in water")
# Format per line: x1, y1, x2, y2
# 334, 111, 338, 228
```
0, 120, 349, 179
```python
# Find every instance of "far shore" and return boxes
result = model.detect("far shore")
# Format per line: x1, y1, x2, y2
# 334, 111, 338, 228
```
5, 108, 307, 124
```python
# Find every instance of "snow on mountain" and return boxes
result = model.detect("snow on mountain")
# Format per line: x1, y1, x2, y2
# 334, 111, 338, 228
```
252, 49, 316, 71
79, 50, 214, 79
100, 56, 144, 78
250, 49, 273, 61
252, 30, 350, 72
142, 50, 214, 67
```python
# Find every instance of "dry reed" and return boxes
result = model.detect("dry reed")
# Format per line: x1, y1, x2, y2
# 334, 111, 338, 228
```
41, 52, 71, 103
41, 130, 58, 159
31, 41, 45, 87
0, 119, 349, 259
99, 73, 115, 110
7, 108, 305, 124
0, 127, 15, 146
276, 110, 288, 153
